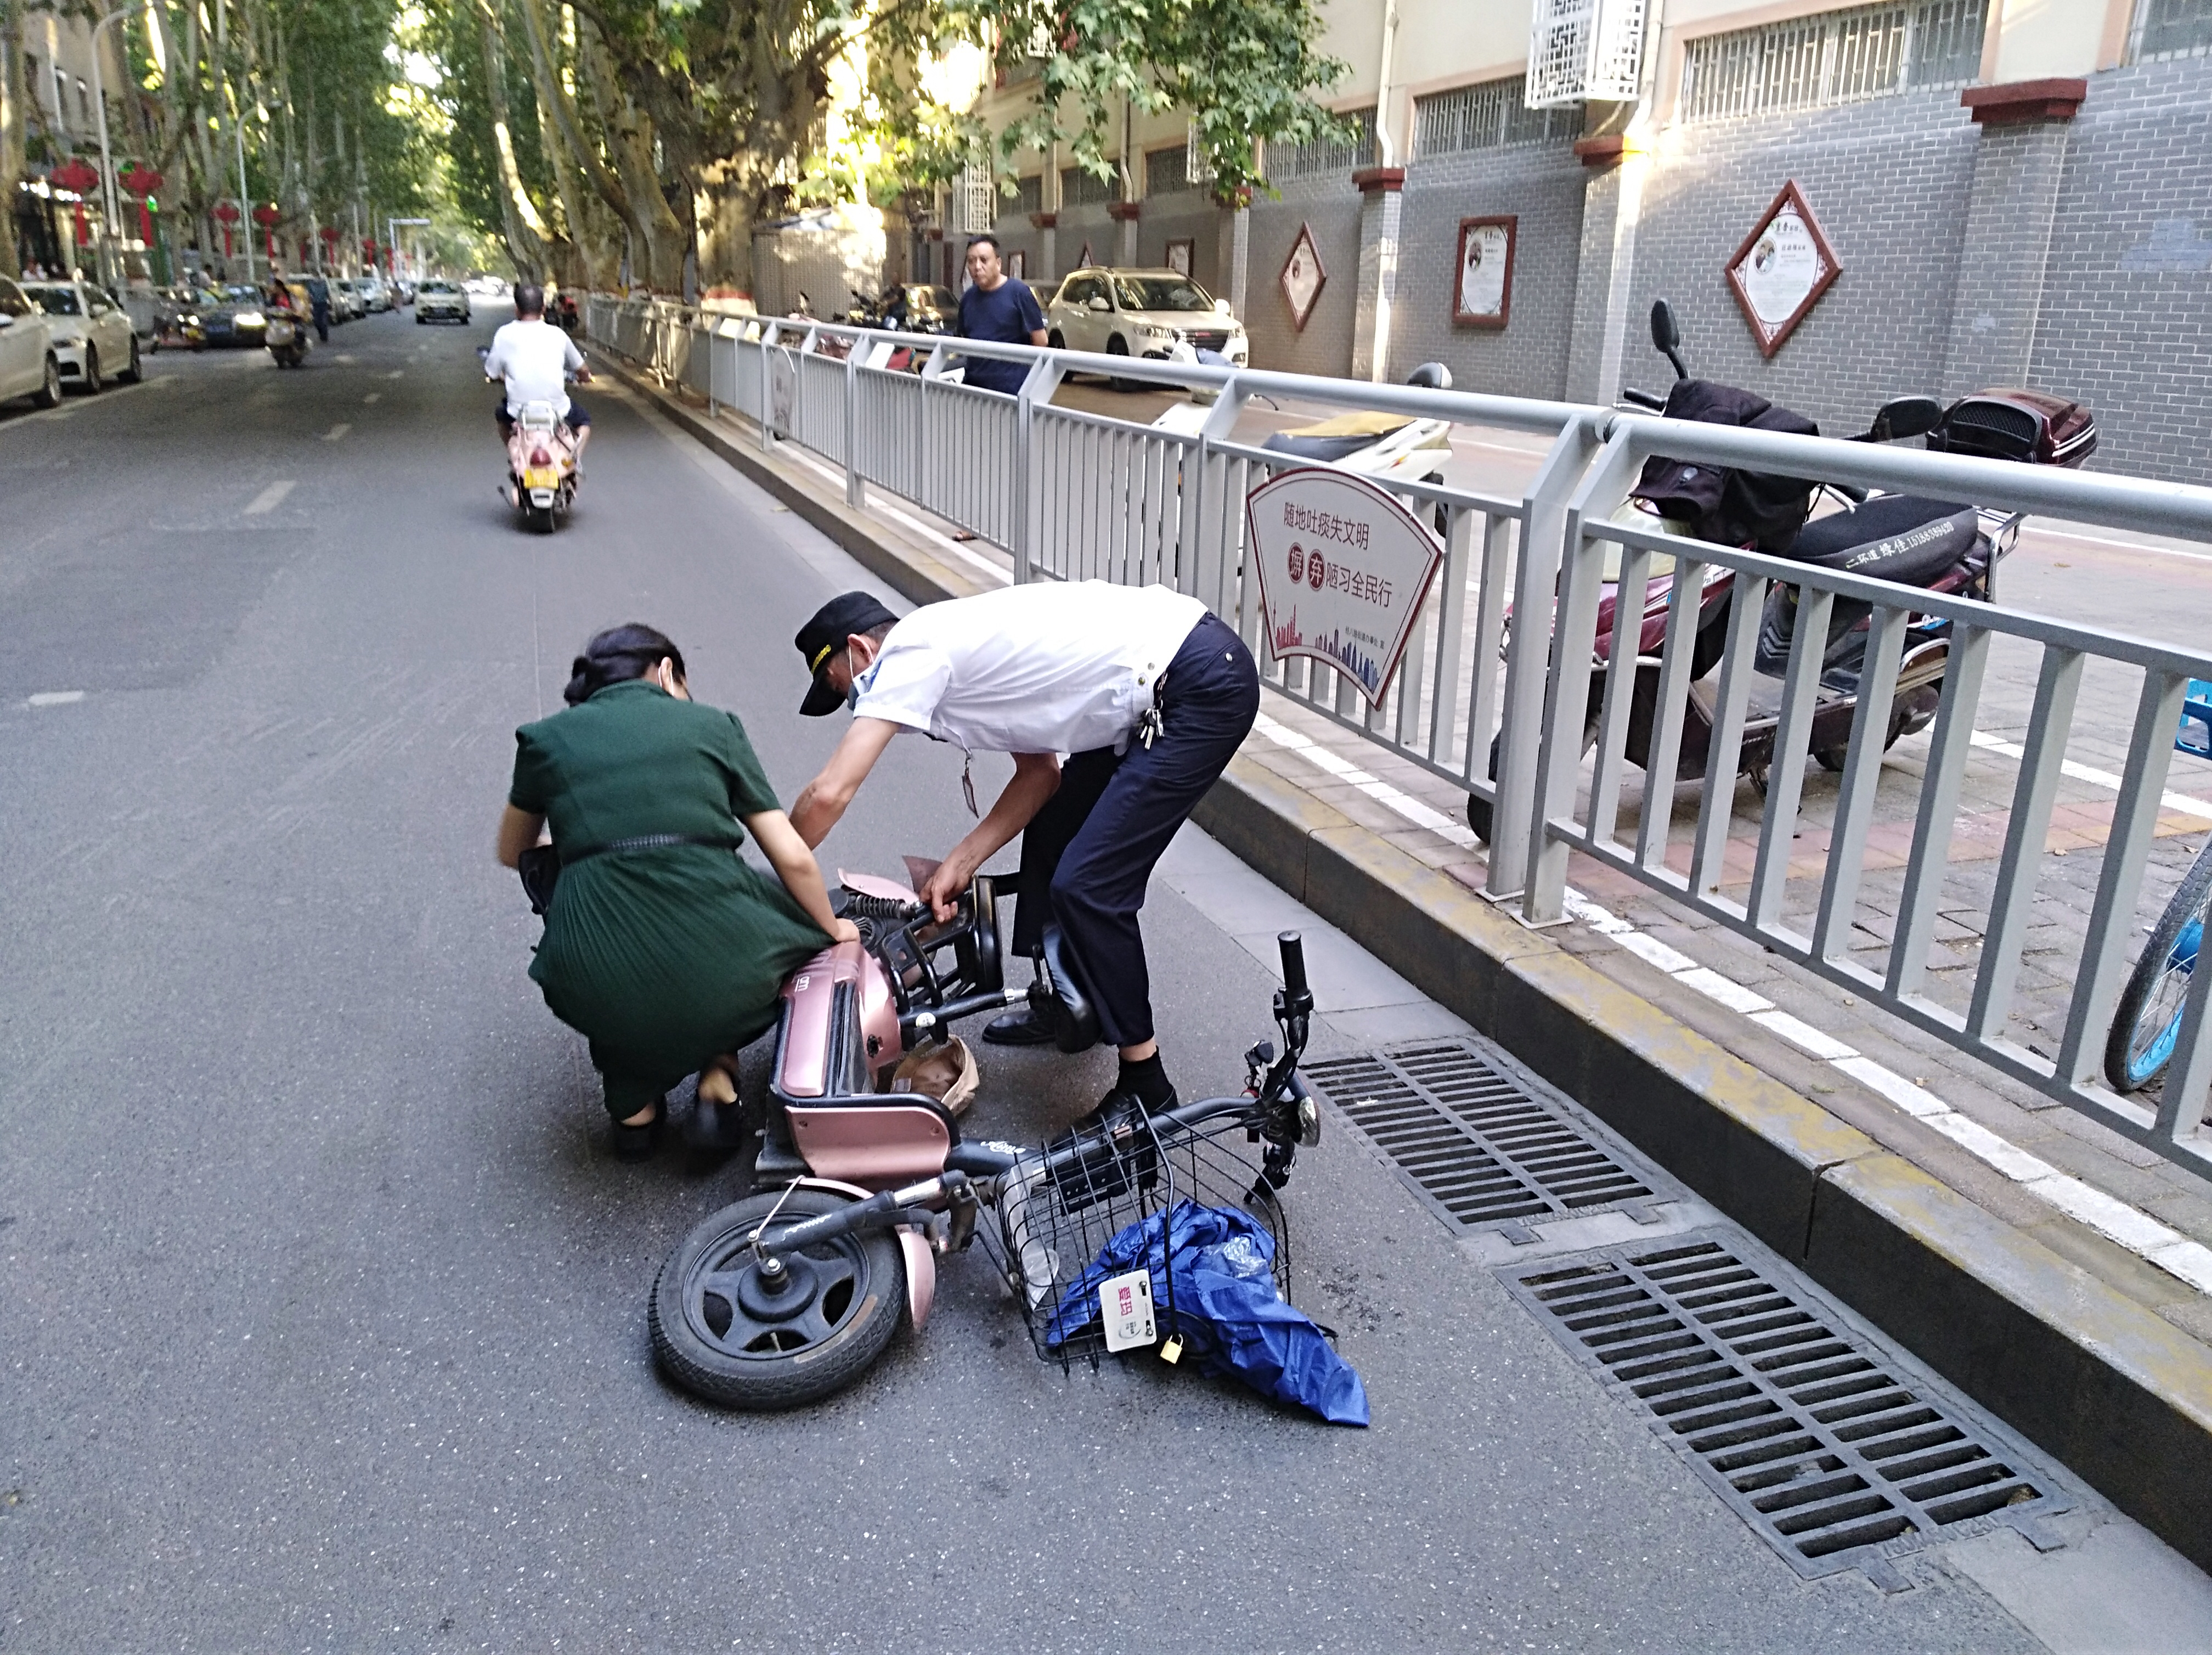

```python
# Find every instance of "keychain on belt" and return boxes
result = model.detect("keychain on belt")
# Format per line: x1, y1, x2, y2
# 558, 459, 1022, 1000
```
961, 752, 978, 817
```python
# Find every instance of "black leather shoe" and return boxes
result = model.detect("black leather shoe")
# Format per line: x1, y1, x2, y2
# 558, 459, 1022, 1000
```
982, 1006, 1055, 1046
611, 1105, 663, 1162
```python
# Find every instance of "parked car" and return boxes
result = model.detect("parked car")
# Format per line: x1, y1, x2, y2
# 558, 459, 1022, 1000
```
0, 274, 62, 409
358, 275, 393, 313
414, 278, 471, 324
22, 278, 141, 391
1046, 267, 1250, 369
329, 279, 363, 322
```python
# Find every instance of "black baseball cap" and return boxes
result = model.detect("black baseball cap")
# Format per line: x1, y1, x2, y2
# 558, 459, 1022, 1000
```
795, 591, 900, 716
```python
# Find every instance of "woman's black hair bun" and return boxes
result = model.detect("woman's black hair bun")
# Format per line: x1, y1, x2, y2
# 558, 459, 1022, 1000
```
564, 623, 687, 705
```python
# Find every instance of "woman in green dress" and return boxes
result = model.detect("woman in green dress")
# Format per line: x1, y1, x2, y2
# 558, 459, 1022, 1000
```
497, 623, 857, 1157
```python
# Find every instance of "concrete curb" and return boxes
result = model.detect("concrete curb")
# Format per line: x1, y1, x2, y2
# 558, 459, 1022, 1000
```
1192, 757, 2212, 1569
606, 346, 2212, 1569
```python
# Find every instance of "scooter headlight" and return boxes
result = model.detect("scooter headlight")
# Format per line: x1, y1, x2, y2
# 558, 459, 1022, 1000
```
234, 309, 264, 327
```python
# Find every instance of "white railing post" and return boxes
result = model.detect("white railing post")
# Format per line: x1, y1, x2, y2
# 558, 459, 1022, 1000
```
1486, 416, 1606, 902
1015, 352, 1066, 583
845, 344, 866, 509
760, 322, 778, 453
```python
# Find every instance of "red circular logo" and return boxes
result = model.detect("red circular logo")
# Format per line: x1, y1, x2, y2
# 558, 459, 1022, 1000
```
1307, 550, 1326, 590
1286, 544, 1305, 584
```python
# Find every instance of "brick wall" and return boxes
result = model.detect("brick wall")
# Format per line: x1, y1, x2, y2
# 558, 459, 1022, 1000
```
1246, 177, 1363, 379
1136, 193, 1223, 290
2029, 59, 2212, 486
1395, 140, 1588, 398
1620, 85, 1982, 438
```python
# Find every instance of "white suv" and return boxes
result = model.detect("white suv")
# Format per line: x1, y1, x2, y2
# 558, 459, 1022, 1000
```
1046, 268, 1250, 368
415, 279, 472, 324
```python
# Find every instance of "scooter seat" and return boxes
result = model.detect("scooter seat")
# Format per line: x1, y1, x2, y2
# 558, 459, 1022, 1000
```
1786, 494, 1977, 584
1262, 430, 1391, 463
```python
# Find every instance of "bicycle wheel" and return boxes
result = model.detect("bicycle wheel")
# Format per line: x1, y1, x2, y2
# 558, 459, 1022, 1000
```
2104, 842, 2212, 1093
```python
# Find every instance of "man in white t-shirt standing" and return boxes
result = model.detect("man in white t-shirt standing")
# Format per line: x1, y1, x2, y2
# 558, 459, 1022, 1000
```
790, 582, 1261, 1125
483, 282, 592, 460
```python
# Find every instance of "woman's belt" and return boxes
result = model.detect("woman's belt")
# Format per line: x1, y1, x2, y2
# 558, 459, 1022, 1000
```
561, 832, 734, 867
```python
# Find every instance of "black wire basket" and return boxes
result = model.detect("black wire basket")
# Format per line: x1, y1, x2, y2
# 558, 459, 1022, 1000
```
984, 1102, 1291, 1367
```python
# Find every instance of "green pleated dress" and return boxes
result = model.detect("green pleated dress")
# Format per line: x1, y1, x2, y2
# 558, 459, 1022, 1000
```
508, 679, 830, 1120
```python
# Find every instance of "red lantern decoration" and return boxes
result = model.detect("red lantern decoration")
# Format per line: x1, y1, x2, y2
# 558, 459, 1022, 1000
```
49, 157, 99, 195
251, 203, 281, 263
214, 199, 240, 259
121, 165, 163, 196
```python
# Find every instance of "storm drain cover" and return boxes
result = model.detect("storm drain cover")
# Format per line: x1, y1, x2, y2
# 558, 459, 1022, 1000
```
1305, 1041, 1656, 1236
1504, 1234, 2070, 1580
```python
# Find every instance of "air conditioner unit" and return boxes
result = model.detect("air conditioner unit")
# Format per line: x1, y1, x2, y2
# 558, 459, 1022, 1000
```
1526, 0, 1647, 107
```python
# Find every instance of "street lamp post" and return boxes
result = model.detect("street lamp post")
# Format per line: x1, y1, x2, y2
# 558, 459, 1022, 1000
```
87, 4, 136, 280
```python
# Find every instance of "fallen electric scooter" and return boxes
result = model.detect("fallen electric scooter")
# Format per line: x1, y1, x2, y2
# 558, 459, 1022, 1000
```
647, 870, 1324, 1411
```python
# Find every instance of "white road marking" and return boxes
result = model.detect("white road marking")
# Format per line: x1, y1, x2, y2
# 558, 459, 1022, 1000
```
25, 690, 84, 707
385, 369, 404, 380
363, 392, 381, 404
2030, 524, 2212, 565
244, 480, 295, 515
1248, 711, 2212, 1296
324, 423, 351, 442
1970, 730, 2212, 820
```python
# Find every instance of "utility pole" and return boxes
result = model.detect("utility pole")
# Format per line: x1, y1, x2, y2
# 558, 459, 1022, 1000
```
87, 4, 134, 280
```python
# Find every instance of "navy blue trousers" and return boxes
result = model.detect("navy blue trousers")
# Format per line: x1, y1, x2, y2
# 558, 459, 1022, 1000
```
1010, 613, 1260, 1048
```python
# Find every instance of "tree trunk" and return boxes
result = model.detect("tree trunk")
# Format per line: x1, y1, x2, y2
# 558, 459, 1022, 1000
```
0, 0, 25, 278
474, 0, 547, 278
512, 0, 644, 279
572, 14, 685, 291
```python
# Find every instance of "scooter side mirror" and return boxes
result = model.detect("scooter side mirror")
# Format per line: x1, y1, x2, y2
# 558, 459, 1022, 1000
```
1649, 300, 1689, 382
1869, 394, 1942, 442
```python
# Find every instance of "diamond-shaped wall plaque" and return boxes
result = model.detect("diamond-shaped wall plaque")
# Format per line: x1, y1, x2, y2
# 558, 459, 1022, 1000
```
1725, 180, 1839, 358
1279, 223, 1327, 332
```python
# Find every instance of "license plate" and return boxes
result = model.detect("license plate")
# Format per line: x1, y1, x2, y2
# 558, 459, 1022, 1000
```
529, 489, 556, 507
523, 467, 560, 488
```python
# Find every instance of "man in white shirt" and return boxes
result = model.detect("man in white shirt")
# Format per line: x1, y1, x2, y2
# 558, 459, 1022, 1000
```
790, 583, 1260, 1124
483, 282, 592, 458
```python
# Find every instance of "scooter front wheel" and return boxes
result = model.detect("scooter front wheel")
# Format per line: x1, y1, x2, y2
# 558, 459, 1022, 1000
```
650, 1187, 906, 1409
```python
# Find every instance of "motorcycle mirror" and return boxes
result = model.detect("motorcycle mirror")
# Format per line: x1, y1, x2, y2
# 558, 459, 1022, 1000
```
1869, 394, 1942, 442
1649, 300, 1689, 381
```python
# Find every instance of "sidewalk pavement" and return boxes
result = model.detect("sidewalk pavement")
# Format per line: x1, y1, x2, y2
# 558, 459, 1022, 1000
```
590, 344, 2212, 1568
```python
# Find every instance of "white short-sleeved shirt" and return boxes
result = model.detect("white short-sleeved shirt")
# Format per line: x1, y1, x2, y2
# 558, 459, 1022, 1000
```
484, 318, 584, 418
853, 582, 1208, 755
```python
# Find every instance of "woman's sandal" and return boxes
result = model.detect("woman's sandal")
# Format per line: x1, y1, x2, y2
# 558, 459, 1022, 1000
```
612, 1100, 664, 1162
697, 1058, 741, 1109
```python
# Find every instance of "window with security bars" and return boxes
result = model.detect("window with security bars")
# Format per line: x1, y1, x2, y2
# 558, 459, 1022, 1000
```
1528, 0, 1649, 105
1146, 145, 1194, 196
1414, 76, 1584, 158
950, 161, 997, 233
2132, 0, 2212, 59
1265, 107, 1378, 182
1679, 0, 1988, 124
1012, 173, 1043, 215
1059, 165, 1117, 207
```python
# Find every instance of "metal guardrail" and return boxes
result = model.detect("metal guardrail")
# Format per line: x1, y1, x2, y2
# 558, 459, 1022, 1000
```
583, 292, 2212, 1180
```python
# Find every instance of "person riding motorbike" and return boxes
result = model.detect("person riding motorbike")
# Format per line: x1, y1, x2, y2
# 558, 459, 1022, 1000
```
788, 583, 1261, 1128
484, 282, 591, 494
498, 624, 859, 1159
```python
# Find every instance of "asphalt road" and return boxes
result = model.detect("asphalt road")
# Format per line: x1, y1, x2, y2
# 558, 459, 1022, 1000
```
0, 305, 2193, 1651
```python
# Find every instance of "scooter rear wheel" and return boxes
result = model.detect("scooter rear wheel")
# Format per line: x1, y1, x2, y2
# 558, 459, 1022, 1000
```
650, 1187, 906, 1409
2105, 843, 2212, 1093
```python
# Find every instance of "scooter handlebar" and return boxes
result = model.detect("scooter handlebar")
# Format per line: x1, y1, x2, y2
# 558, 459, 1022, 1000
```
1278, 931, 1308, 999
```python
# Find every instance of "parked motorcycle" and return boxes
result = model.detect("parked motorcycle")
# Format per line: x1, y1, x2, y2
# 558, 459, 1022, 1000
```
1465, 301, 2096, 840
647, 868, 1322, 1411
1256, 362, 1457, 485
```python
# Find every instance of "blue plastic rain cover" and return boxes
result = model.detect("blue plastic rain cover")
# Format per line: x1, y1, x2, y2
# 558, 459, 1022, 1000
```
1048, 1201, 1369, 1426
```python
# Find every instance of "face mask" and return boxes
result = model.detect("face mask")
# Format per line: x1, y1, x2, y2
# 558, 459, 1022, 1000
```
845, 679, 861, 713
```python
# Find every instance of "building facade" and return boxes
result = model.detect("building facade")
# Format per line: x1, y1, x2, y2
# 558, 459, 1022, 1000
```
951, 0, 2212, 483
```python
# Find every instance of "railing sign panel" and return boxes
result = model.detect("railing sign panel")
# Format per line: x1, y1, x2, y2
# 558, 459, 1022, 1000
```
1246, 466, 1446, 706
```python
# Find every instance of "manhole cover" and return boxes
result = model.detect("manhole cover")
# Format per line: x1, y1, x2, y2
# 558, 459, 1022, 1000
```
1305, 1041, 1657, 1236
1504, 1234, 2070, 1580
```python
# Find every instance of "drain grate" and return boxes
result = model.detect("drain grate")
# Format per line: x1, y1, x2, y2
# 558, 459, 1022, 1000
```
1504, 1234, 2069, 1579
1305, 1041, 1656, 1235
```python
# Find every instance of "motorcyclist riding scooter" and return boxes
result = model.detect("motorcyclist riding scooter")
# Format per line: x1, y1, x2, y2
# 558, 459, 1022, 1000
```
483, 282, 591, 532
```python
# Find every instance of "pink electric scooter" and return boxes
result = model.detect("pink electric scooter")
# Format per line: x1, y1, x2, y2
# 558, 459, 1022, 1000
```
648, 870, 1322, 1410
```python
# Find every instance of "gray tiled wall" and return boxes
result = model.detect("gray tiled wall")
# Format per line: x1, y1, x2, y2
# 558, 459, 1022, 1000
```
1246, 178, 1363, 379
1136, 193, 1223, 289
2030, 60, 2212, 485
1620, 86, 1982, 440
1395, 142, 1589, 398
